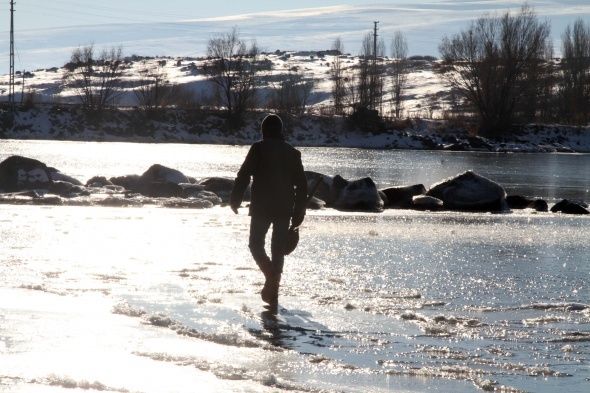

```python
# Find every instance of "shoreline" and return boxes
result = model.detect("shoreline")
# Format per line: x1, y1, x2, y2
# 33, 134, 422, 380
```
2, 106, 590, 153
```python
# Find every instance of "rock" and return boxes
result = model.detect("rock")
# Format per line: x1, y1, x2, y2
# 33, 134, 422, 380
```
86, 176, 113, 187
550, 199, 590, 215
411, 195, 443, 210
195, 191, 222, 205
328, 175, 384, 211
506, 195, 534, 209
506, 195, 549, 212
178, 183, 206, 198
530, 199, 549, 212
110, 174, 140, 190
307, 196, 326, 210
137, 181, 184, 198
0, 155, 53, 192
380, 184, 426, 208
426, 171, 507, 211
49, 170, 83, 186
48, 180, 90, 197
134, 164, 190, 197
305, 171, 332, 202
198, 177, 246, 203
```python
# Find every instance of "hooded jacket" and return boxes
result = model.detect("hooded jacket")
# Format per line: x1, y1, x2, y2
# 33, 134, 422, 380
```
230, 133, 307, 219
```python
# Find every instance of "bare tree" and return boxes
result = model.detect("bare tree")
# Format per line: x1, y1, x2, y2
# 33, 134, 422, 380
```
357, 33, 374, 109
133, 63, 174, 113
390, 31, 409, 119
63, 44, 124, 111
559, 18, 590, 124
331, 37, 347, 115
357, 32, 386, 112
203, 27, 262, 119
438, 6, 551, 136
269, 66, 316, 114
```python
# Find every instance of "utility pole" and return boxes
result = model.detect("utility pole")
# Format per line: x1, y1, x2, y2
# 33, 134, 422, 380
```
9, 0, 16, 110
372, 21, 379, 110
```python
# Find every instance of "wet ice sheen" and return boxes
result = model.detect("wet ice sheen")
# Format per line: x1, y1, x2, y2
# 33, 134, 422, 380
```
1, 204, 589, 393
1, 141, 589, 392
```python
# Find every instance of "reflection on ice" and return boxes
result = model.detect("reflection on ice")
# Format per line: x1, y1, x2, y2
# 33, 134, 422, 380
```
1, 204, 589, 392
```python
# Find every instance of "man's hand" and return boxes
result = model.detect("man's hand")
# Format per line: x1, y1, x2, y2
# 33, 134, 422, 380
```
291, 213, 304, 227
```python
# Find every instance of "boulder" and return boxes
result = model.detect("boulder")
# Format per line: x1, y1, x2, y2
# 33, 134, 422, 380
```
328, 175, 384, 211
137, 181, 184, 198
381, 184, 426, 208
307, 196, 326, 210
49, 181, 89, 197
550, 199, 590, 215
49, 170, 83, 186
411, 195, 443, 210
134, 164, 190, 197
506, 195, 549, 212
86, 176, 113, 187
198, 177, 246, 203
305, 171, 332, 202
426, 171, 507, 211
110, 174, 140, 190
178, 183, 206, 198
530, 199, 549, 212
0, 155, 53, 192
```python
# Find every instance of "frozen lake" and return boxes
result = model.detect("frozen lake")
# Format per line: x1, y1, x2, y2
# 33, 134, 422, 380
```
1, 140, 589, 392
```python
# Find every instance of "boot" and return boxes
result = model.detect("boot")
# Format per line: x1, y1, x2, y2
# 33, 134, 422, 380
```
255, 256, 273, 280
261, 273, 281, 305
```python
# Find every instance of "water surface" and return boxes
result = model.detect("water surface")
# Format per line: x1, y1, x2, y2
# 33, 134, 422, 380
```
0, 141, 589, 392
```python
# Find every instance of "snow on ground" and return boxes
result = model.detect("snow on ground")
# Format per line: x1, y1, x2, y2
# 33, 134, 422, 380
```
1, 53, 590, 153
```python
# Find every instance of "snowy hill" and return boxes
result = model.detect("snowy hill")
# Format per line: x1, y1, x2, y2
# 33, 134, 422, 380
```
0, 51, 443, 117
1, 51, 590, 153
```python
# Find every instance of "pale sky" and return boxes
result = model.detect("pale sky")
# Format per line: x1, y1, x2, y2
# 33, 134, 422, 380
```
5, 0, 388, 30
2, 1, 590, 71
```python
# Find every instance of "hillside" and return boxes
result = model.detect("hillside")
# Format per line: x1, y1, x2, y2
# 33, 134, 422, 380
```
1, 52, 590, 153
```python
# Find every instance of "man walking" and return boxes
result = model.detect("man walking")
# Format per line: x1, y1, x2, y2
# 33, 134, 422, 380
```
230, 114, 307, 305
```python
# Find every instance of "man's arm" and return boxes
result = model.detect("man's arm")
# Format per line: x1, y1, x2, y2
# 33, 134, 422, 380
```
229, 144, 259, 213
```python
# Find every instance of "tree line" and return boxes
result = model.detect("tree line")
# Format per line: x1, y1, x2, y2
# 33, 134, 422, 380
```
57, 5, 590, 137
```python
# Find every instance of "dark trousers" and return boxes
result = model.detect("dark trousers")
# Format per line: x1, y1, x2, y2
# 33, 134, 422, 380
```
249, 215, 290, 274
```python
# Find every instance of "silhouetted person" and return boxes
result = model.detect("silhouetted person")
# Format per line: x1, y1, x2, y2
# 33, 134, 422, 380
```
230, 114, 307, 305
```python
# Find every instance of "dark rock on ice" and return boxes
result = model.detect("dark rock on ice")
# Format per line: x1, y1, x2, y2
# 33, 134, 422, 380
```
86, 176, 114, 187
0, 155, 53, 192
506, 195, 548, 212
426, 170, 507, 212
178, 183, 206, 197
328, 175, 384, 211
530, 199, 549, 212
198, 177, 245, 203
49, 180, 89, 197
49, 169, 83, 186
304, 171, 332, 202
307, 196, 326, 210
138, 181, 184, 198
381, 184, 427, 208
550, 199, 590, 215
411, 195, 444, 210
134, 164, 190, 197
110, 174, 140, 190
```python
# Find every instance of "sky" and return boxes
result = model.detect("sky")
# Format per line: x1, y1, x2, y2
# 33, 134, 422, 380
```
4, 0, 387, 30
2, 1, 590, 72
